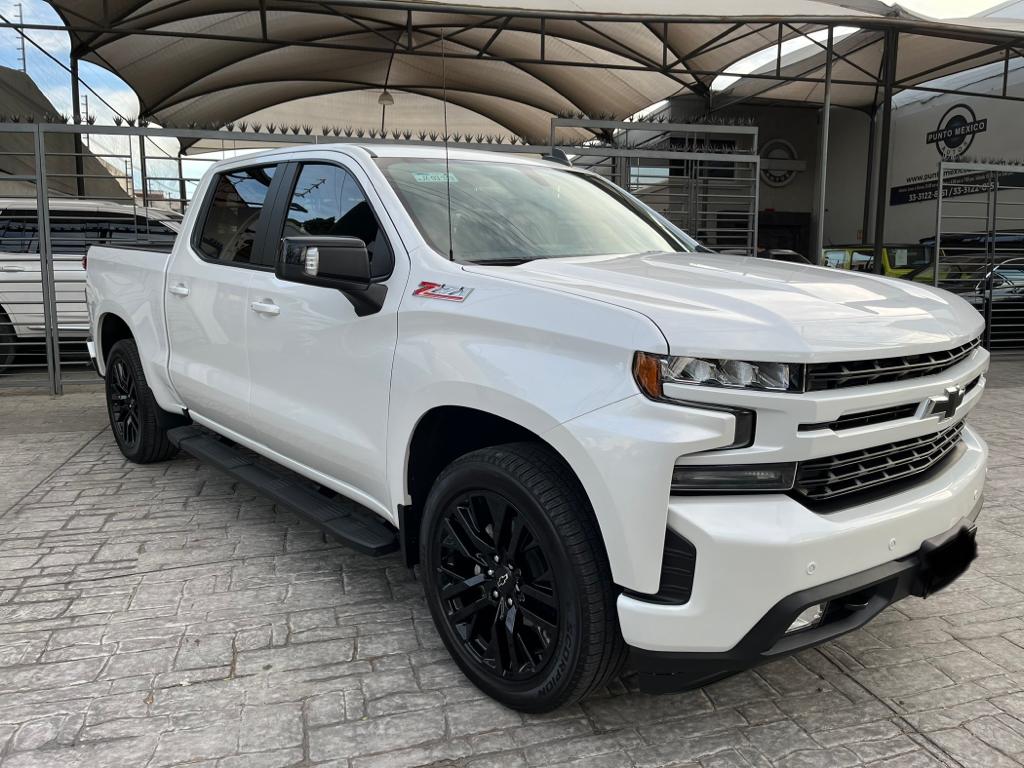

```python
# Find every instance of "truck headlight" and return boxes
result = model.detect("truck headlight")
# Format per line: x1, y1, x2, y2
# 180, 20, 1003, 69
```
671, 463, 797, 493
634, 352, 802, 396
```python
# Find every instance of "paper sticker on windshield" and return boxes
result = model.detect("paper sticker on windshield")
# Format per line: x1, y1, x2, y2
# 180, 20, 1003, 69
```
413, 172, 458, 183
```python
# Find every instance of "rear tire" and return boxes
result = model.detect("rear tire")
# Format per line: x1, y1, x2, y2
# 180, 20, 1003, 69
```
104, 339, 178, 463
0, 309, 16, 373
420, 442, 627, 712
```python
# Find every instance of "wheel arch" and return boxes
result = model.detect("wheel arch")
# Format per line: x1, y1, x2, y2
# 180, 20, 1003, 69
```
97, 312, 134, 368
399, 404, 601, 571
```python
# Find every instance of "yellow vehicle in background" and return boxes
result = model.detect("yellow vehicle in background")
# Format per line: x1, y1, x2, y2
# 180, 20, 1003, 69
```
822, 244, 933, 278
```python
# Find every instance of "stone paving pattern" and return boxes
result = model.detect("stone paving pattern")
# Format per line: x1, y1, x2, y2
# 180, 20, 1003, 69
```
2, 362, 1024, 767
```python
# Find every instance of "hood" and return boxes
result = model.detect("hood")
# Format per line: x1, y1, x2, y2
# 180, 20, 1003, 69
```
464, 252, 984, 362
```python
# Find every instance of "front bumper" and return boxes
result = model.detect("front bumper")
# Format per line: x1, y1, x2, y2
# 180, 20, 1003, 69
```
617, 424, 987, 655
632, 516, 979, 693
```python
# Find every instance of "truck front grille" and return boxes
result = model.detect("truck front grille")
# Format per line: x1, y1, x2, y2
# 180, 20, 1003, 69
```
794, 420, 966, 505
804, 337, 980, 391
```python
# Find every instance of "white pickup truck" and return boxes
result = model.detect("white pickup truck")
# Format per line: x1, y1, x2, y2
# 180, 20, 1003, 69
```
86, 144, 987, 712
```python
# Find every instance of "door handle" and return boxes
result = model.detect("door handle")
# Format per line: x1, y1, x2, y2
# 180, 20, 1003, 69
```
1, 265, 27, 272
168, 283, 190, 297
250, 300, 280, 316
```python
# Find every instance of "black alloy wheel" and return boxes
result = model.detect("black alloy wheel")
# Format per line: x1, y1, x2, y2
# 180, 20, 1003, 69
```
435, 489, 559, 681
420, 442, 627, 712
109, 356, 141, 451
104, 339, 180, 463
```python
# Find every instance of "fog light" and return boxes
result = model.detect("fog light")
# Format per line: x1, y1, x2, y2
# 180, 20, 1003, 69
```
786, 603, 826, 634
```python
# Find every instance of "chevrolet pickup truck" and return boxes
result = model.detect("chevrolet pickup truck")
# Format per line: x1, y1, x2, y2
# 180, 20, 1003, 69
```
86, 145, 988, 712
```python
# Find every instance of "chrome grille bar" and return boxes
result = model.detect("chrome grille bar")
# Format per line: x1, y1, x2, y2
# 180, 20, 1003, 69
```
804, 337, 980, 391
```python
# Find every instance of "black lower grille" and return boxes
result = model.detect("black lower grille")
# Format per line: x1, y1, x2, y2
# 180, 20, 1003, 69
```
627, 530, 696, 605
794, 421, 966, 504
805, 337, 980, 390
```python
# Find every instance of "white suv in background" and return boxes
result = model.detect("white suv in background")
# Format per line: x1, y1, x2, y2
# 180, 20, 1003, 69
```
0, 198, 180, 370
86, 145, 987, 711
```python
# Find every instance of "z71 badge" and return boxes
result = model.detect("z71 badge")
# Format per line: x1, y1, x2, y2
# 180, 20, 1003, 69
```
412, 282, 473, 302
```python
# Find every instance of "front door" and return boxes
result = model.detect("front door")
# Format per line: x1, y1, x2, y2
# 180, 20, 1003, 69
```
244, 159, 404, 512
165, 162, 280, 435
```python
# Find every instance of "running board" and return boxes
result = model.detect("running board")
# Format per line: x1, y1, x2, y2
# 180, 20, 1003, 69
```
168, 426, 398, 557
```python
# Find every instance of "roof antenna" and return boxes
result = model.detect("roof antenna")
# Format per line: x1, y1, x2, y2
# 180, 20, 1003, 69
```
441, 26, 455, 261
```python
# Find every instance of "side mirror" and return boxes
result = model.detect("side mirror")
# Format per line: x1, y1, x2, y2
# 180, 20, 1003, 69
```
277, 236, 372, 291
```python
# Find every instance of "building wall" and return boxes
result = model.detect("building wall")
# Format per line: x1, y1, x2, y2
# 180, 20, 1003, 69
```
823, 108, 871, 246
878, 67, 1024, 244
669, 96, 869, 254
0, 66, 128, 200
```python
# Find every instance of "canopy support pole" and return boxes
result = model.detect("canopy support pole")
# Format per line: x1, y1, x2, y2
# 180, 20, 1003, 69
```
872, 29, 899, 274
812, 26, 833, 263
70, 55, 85, 198
139, 134, 149, 207
177, 153, 187, 213
861, 105, 876, 245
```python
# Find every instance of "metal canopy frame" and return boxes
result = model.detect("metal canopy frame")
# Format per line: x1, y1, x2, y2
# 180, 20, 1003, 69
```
6, 4, 1024, 270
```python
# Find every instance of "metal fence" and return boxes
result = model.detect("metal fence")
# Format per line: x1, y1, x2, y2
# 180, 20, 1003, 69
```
0, 120, 763, 394
934, 161, 1024, 351
552, 119, 760, 255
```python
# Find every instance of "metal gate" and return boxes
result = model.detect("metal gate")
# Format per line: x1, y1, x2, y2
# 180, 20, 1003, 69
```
935, 161, 1024, 351
551, 119, 760, 255
0, 123, 227, 393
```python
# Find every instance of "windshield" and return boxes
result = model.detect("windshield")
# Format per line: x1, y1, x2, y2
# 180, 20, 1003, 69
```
376, 157, 682, 263
888, 246, 930, 269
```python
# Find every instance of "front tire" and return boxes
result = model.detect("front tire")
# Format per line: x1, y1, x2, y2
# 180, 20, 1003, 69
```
420, 442, 627, 712
104, 339, 178, 463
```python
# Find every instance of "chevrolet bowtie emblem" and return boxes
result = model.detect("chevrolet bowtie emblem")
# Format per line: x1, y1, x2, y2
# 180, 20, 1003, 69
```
925, 385, 966, 421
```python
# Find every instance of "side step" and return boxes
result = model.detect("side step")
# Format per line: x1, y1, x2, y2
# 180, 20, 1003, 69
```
168, 426, 399, 557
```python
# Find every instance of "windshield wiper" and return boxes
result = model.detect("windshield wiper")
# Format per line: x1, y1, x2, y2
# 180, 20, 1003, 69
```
465, 257, 534, 266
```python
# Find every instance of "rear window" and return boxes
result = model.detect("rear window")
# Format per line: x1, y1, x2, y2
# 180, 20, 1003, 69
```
0, 211, 178, 253
195, 165, 277, 265
0, 213, 37, 253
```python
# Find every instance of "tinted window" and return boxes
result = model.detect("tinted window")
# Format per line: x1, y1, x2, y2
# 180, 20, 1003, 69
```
0, 214, 37, 253
281, 163, 390, 275
197, 165, 276, 264
0, 211, 178, 254
888, 247, 930, 269
823, 250, 846, 269
851, 250, 875, 272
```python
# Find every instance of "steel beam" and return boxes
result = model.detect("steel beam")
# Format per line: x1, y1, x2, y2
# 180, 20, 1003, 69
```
872, 29, 898, 274
70, 56, 85, 197
812, 27, 833, 264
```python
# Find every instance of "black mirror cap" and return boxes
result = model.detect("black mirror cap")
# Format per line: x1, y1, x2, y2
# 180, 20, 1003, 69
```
277, 236, 373, 291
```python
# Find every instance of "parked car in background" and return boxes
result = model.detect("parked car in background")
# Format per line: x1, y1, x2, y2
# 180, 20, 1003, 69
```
822, 244, 932, 277
932, 257, 1024, 348
754, 248, 811, 264
88, 145, 986, 712
0, 198, 181, 371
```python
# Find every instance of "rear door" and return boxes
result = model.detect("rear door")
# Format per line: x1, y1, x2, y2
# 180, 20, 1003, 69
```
243, 159, 404, 509
165, 162, 281, 434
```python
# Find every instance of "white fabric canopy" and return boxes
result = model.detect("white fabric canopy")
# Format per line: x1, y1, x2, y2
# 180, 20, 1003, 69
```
46, 1, 1024, 143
